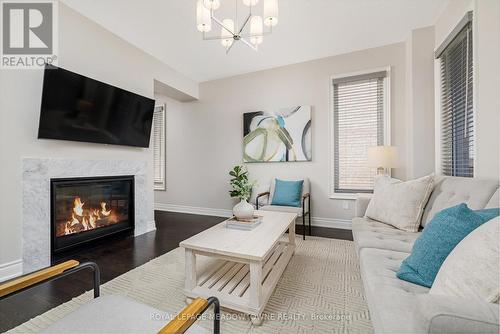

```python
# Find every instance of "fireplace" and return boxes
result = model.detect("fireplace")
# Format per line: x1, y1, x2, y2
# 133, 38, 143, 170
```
50, 175, 134, 258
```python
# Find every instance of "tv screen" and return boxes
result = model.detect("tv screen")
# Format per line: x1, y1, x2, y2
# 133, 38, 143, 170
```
38, 65, 155, 148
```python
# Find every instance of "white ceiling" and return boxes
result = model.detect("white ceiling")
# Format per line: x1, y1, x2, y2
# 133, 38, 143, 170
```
62, 0, 448, 82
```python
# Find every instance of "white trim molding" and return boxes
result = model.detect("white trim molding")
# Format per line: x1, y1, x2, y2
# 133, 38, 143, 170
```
0, 259, 23, 282
154, 203, 352, 230
155, 203, 233, 218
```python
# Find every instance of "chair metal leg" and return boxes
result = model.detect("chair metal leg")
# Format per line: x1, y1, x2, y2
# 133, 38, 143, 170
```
302, 214, 305, 240
308, 212, 311, 236
308, 195, 312, 236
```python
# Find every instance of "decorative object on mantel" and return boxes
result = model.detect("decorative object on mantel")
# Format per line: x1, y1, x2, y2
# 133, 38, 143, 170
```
243, 106, 312, 162
196, 0, 278, 53
229, 165, 255, 219
367, 145, 398, 175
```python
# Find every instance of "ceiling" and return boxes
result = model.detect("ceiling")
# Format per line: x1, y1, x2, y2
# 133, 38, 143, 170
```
61, 0, 448, 82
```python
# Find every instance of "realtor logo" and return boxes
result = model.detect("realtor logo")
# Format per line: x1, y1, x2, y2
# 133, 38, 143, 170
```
1, 0, 58, 68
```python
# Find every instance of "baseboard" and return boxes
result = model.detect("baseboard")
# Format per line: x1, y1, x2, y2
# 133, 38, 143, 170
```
154, 203, 352, 230
155, 203, 233, 218
310, 217, 351, 230
0, 259, 23, 282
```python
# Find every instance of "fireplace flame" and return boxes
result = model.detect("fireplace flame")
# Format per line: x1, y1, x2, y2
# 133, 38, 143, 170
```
60, 197, 117, 236
100, 202, 111, 216
73, 197, 84, 216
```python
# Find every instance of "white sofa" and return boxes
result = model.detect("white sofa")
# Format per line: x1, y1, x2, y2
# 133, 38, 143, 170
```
353, 175, 499, 334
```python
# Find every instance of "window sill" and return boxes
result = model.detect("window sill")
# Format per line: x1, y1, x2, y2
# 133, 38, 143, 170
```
329, 192, 374, 200
329, 193, 358, 200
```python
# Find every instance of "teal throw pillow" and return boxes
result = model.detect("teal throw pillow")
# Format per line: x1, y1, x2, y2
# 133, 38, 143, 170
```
397, 203, 499, 288
271, 179, 304, 208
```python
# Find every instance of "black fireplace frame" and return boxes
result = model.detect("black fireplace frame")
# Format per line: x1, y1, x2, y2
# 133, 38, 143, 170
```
50, 175, 135, 260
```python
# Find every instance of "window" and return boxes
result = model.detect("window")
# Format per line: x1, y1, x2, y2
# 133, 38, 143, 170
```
331, 69, 389, 196
153, 104, 166, 190
436, 12, 473, 177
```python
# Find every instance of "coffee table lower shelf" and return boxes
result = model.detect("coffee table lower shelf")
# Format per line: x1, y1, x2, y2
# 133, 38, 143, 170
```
183, 241, 295, 322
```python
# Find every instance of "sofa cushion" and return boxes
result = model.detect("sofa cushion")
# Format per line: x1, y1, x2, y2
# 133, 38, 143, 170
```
352, 217, 419, 253
421, 176, 498, 227
416, 294, 499, 334
365, 175, 434, 232
358, 248, 429, 334
41, 295, 208, 334
397, 204, 498, 288
430, 217, 500, 303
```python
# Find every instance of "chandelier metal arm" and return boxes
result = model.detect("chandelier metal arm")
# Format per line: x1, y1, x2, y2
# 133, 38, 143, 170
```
211, 14, 234, 35
239, 25, 273, 38
238, 13, 252, 35
225, 39, 236, 54
202, 32, 231, 41
240, 37, 258, 51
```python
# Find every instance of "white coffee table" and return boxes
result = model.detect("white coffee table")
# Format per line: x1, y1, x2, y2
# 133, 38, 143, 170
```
180, 210, 297, 325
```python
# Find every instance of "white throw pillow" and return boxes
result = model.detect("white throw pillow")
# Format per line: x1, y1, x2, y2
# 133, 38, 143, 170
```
430, 217, 500, 303
365, 175, 434, 232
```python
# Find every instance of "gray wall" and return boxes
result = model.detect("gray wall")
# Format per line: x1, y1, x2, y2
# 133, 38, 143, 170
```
0, 4, 197, 272
154, 42, 413, 225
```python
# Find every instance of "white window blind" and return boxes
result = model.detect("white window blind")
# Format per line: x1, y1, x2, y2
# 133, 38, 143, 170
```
437, 18, 474, 177
153, 104, 166, 190
332, 71, 387, 194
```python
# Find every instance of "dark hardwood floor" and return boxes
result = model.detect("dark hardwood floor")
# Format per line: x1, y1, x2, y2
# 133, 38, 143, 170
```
0, 211, 352, 332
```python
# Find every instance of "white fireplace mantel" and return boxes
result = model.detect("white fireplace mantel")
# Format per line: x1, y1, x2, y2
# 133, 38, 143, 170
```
22, 158, 155, 273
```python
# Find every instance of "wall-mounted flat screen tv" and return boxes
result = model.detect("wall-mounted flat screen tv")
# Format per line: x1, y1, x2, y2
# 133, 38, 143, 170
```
38, 65, 155, 148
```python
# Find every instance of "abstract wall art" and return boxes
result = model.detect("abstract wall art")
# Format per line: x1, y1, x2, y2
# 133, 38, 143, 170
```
243, 106, 312, 163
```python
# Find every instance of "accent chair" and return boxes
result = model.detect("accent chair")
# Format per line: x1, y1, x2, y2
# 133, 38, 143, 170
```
255, 177, 311, 240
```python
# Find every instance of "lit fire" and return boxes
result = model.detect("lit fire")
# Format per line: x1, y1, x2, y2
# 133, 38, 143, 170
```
62, 197, 117, 236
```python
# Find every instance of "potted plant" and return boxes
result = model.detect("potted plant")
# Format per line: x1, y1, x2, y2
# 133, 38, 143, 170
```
229, 165, 255, 220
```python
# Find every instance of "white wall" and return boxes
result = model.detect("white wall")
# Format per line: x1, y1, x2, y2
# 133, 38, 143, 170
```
405, 26, 436, 179
154, 42, 411, 225
434, 0, 500, 180
473, 0, 500, 180
0, 4, 197, 270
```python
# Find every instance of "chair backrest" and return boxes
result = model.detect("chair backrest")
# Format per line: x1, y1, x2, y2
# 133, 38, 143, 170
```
268, 177, 310, 205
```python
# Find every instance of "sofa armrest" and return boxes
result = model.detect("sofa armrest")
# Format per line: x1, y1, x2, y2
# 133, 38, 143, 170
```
416, 294, 499, 334
354, 194, 372, 218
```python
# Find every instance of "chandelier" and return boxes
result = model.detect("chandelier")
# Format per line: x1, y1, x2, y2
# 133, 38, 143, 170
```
196, 0, 279, 53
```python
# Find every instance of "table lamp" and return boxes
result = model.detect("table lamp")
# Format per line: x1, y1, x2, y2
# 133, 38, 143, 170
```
367, 146, 398, 175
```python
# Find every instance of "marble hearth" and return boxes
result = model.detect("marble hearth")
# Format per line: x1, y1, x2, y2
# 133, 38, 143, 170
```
22, 158, 155, 273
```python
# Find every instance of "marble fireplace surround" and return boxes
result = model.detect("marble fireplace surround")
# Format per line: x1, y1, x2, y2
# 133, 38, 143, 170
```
22, 158, 155, 273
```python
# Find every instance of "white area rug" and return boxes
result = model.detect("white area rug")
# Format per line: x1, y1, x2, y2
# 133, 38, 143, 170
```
8, 236, 372, 333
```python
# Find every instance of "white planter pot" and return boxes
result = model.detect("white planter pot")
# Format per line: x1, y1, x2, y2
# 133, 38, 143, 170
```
233, 199, 254, 220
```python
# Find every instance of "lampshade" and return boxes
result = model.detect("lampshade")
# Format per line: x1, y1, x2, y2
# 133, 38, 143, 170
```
243, 0, 259, 6
250, 16, 263, 45
367, 146, 398, 168
203, 0, 220, 10
221, 19, 234, 48
263, 0, 278, 27
196, 0, 212, 32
